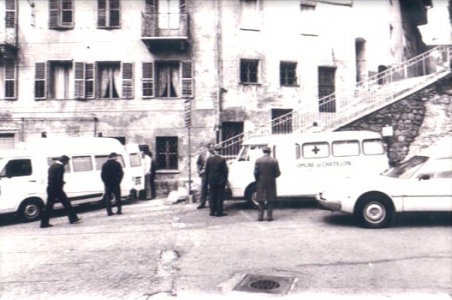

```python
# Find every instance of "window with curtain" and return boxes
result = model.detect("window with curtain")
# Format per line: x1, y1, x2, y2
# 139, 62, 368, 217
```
97, 62, 120, 99
49, 61, 72, 100
156, 62, 179, 98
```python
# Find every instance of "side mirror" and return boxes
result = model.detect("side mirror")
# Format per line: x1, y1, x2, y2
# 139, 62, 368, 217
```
418, 174, 430, 181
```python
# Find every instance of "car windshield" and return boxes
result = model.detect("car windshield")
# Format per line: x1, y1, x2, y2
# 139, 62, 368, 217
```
383, 155, 429, 179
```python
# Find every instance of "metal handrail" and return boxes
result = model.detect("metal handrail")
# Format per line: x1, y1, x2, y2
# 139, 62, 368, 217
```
207, 45, 451, 159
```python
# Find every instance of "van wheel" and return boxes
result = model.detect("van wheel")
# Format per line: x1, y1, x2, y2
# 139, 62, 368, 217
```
356, 196, 393, 229
246, 185, 258, 208
18, 199, 43, 222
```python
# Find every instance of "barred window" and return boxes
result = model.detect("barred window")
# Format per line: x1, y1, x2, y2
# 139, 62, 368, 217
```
280, 62, 297, 86
5, 0, 16, 29
156, 136, 178, 170
240, 59, 259, 84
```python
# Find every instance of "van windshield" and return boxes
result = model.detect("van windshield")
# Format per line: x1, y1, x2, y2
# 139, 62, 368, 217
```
383, 156, 429, 179
237, 144, 267, 161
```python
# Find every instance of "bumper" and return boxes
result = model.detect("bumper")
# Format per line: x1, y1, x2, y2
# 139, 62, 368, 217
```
316, 193, 342, 211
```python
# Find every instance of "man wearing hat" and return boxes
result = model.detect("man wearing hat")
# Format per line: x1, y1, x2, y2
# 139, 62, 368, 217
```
40, 155, 82, 228
254, 146, 281, 221
204, 145, 229, 217
101, 152, 124, 216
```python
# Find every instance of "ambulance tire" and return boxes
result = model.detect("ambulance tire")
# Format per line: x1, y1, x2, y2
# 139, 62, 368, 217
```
18, 198, 43, 222
246, 184, 258, 209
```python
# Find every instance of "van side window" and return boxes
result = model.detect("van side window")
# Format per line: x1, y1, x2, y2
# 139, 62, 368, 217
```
362, 138, 385, 155
72, 156, 93, 172
303, 142, 329, 159
95, 155, 125, 170
332, 140, 360, 157
47, 157, 71, 172
1, 159, 32, 177
129, 153, 141, 167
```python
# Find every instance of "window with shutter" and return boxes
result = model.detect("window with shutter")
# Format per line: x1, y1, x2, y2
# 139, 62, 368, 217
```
122, 63, 134, 99
98, 0, 120, 28
74, 62, 86, 99
86, 64, 95, 99
49, 0, 73, 29
5, 0, 16, 29
181, 61, 193, 98
142, 62, 154, 98
3, 61, 17, 99
35, 63, 47, 100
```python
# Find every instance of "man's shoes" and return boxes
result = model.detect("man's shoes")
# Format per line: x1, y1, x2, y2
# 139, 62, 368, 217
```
209, 212, 216, 216
70, 217, 82, 224
107, 212, 114, 216
116, 211, 122, 215
216, 213, 228, 217
267, 218, 274, 222
258, 217, 264, 222
197, 204, 206, 209
40, 224, 53, 228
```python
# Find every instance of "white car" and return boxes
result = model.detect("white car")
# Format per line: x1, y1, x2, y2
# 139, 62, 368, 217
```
317, 136, 452, 228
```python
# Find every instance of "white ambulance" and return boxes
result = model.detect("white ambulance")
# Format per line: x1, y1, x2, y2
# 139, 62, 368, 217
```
227, 131, 389, 206
0, 137, 144, 222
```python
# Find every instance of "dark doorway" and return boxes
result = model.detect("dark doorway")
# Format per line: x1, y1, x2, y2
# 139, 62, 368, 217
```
318, 67, 336, 113
221, 122, 244, 159
271, 108, 293, 134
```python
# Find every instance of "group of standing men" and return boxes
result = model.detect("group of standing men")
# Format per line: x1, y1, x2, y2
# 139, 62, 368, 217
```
196, 143, 281, 221
40, 148, 157, 228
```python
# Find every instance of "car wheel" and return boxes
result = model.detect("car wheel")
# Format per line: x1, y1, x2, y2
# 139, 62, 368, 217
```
246, 184, 258, 208
18, 198, 43, 222
357, 196, 393, 229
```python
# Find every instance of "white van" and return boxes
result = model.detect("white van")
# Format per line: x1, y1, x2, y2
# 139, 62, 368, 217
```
0, 137, 143, 222
125, 143, 145, 199
227, 131, 389, 206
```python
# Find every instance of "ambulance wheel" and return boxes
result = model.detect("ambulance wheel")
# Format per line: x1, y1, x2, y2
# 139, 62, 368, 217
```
246, 184, 258, 208
18, 198, 43, 222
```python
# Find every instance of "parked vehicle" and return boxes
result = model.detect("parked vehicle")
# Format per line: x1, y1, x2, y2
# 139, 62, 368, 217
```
317, 136, 452, 228
0, 137, 144, 222
125, 143, 145, 199
227, 131, 389, 206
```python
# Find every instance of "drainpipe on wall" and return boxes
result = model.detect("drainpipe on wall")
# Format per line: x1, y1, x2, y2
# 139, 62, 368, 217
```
215, 0, 222, 144
93, 117, 98, 137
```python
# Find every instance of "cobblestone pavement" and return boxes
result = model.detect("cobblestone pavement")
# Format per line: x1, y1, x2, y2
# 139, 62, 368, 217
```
1, 196, 451, 300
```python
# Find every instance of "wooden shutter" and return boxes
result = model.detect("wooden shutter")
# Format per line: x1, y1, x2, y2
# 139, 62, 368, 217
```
4, 61, 16, 99
86, 63, 95, 99
142, 62, 154, 98
49, 0, 59, 28
61, 0, 74, 27
181, 61, 193, 98
34, 62, 47, 100
97, 0, 107, 27
145, 0, 156, 14
121, 62, 134, 99
180, 0, 186, 13
109, 0, 120, 27
74, 62, 86, 99
5, 0, 16, 29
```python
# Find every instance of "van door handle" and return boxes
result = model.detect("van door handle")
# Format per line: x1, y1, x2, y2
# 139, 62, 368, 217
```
29, 180, 36, 182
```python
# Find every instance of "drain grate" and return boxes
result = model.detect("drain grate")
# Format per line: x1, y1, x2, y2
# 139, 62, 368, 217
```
233, 274, 295, 295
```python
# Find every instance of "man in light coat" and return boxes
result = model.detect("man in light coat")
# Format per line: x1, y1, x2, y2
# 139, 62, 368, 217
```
254, 146, 281, 221
196, 142, 213, 209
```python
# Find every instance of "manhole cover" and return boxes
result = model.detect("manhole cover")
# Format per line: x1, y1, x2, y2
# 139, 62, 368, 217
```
233, 274, 295, 295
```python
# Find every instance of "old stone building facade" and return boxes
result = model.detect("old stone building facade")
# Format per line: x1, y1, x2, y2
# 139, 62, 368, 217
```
0, 0, 432, 182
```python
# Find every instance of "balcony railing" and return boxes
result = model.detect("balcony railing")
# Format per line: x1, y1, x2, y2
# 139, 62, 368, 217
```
141, 13, 188, 39
212, 45, 452, 160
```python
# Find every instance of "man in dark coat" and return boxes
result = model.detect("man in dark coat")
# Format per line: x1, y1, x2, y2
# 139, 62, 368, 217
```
254, 146, 281, 221
204, 145, 228, 217
196, 142, 213, 209
40, 155, 82, 228
101, 152, 124, 216
149, 151, 157, 199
